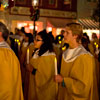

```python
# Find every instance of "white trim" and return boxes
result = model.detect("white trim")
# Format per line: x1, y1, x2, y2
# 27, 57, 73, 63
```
0, 41, 11, 50
32, 50, 55, 59
63, 45, 92, 62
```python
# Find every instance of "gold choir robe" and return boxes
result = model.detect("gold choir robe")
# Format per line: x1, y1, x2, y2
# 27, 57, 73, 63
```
58, 45, 99, 100
29, 50, 56, 100
0, 41, 24, 100
23, 43, 35, 100
20, 42, 28, 84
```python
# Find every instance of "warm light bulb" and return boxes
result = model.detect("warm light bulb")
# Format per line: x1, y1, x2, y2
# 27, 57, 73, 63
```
59, 41, 61, 44
58, 36, 61, 40
94, 42, 96, 45
32, 0, 38, 6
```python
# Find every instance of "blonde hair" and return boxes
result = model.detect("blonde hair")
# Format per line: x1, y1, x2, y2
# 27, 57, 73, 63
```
66, 23, 83, 43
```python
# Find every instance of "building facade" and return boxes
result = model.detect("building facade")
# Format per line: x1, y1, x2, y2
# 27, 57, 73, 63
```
0, 0, 77, 36
77, 0, 99, 39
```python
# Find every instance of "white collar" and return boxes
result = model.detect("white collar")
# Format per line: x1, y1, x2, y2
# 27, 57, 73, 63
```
63, 45, 92, 62
0, 41, 11, 49
42, 50, 55, 57
23, 42, 28, 47
32, 50, 55, 59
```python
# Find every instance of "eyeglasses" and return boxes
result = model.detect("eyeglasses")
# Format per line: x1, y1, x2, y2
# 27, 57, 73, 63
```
34, 38, 43, 42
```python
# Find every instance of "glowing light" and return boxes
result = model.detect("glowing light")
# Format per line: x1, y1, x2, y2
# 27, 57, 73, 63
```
55, 57, 57, 75
29, 26, 37, 30
32, 0, 39, 7
58, 36, 61, 40
15, 39, 17, 42
59, 41, 61, 44
27, 48, 29, 64
29, 23, 33, 26
17, 23, 23, 29
29, 26, 33, 29
94, 42, 96, 45
23, 23, 27, 26
47, 27, 52, 32
17, 39, 19, 42
18, 42, 20, 46
36, 26, 38, 30
0, 4, 4, 11
18, 42, 20, 51
96, 44, 98, 48
62, 46, 66, 51
56, 29, 62, 35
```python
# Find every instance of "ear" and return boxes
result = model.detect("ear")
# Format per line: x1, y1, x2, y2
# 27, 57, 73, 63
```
73, 34, 78, 39
0, 32, 2, 36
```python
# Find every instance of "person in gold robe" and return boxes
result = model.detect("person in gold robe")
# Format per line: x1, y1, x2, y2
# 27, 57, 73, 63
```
0, 22, 24, 100
22, 34, 34, 100
27, 30, 57, 100
55, 22, 99, 100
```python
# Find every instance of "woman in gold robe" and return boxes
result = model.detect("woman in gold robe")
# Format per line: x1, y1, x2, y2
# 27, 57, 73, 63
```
27, 30, 57, 100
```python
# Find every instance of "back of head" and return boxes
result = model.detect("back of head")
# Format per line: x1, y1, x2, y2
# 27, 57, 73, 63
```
48, 31, 54, 43
21, 27, 25, 34
92, 33, 97, 39
0, 22, 9, 41
66, 22, 83, 43
61, 30, 65, 35
25, 33, 33, 44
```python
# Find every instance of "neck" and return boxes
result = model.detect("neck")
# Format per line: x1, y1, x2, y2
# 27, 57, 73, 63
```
69, 41, 80, 49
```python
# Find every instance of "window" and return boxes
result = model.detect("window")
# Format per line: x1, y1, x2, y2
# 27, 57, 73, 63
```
64, 0, 71, 4
49, 0, 55, 5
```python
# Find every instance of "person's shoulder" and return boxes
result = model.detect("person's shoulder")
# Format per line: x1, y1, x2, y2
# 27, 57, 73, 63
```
42, 51, 56, 57
0, 47, 18, 60
78, 52, 94, 61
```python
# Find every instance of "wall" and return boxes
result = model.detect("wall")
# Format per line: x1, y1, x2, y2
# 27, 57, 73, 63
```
77, 0, 98, 18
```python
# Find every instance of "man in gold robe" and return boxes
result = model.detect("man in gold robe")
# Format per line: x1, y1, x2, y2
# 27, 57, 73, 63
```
55, 22, 99, 100
0, 22, 24, 100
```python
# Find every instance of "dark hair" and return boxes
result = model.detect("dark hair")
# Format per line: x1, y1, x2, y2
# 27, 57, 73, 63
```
61, 30, 65, 35
48, 31, 54, 43
81, 37, 90, 51
24, 33, 33, 45
21, 27, 25, 34
83, 33, 90, 43
37, 29, 54, 56
0, 22, 9, 41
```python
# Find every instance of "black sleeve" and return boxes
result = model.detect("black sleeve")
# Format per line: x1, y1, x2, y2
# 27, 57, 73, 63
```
98, 51, 100, 62
32, 68, 37, 75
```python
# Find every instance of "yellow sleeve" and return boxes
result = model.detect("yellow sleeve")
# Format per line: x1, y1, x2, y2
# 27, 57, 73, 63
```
30, 57, 39, 69
30, 55, 55, 88
64, 54, 93, 97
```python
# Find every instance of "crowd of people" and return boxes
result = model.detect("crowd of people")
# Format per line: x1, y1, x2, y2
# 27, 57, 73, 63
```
0, 21, 100, 100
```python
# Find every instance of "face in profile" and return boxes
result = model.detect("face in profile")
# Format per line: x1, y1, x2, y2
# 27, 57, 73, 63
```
34, 35, 43, 49
63, 26, 74, 44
